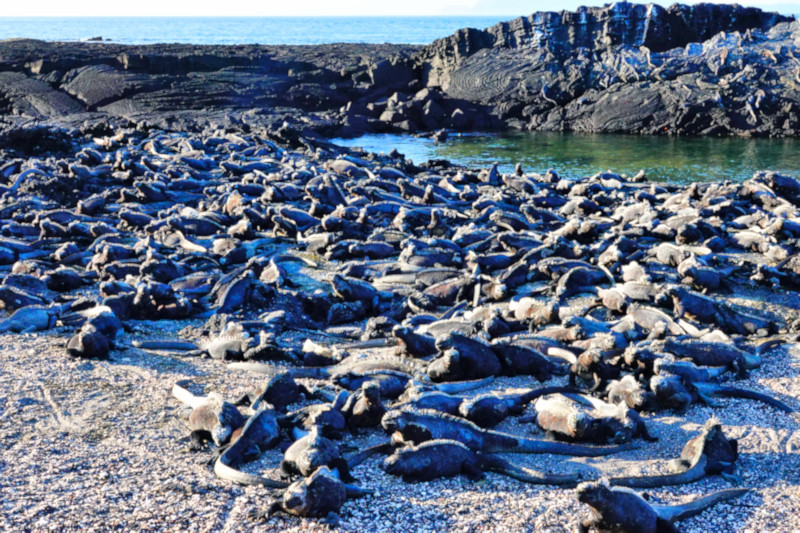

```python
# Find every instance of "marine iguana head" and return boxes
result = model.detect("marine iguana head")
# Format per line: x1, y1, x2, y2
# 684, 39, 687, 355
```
281, 466, 347, 517
568, 411, 591, 436
577, 478, 614, 507
362, 382, 382, 403
682, 416, 738, 473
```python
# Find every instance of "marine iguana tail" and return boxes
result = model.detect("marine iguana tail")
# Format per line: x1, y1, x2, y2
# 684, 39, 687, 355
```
214, 459, 288, 488
134, 340, 200, 351
694, 382, 797, 413
610, 417, 740, 487
482, 453, 582, 485
171, 383, 206, 409
608, 455, 711, 488
653, 488, 749, 523
502, 435, 637, 456
433, 376, 496, 393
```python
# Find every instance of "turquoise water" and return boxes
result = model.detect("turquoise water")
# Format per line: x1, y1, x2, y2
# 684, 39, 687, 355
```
0, 16, 508, 45
333, 132, 800, 184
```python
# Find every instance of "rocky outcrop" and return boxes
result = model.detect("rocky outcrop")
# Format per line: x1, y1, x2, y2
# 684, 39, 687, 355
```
431, 17, 800, 136
0, 40, 419, 134
0, 72, 85, 117
0, 3, 798, 138
415, 2, 792, 89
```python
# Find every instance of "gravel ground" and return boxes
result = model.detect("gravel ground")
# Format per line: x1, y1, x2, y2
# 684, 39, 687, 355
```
1, 308, 799, 533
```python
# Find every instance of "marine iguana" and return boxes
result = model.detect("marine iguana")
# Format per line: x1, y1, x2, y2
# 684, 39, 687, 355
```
340, 382, 387, 431
0, 303, 68, 333
609, 418, 739, 487
392, 385, 576, 427
281, 426, 355, 482
653, 338, 775, 377
489, 340, 568, 381
253, 442, 388, 520
576, 479, 748, 533
66, 325, 111, 359
279, 391, 349, 439
427, 332, 503, 381
605, 375, 658, 412
251, 466, 371, 520
532, 393, 656, 444
459, 386, 578, 428
382, 439, 581, 485
236, 372, 305, 412
213, 406, 285, 488
382, 408, 638, 456
172, 383, 246, 450
650, 370, 797, 414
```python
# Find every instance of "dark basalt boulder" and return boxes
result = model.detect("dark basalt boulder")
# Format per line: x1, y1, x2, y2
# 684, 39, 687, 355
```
60, 64, 159, 110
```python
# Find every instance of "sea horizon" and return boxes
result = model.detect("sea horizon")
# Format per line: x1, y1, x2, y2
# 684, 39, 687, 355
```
0, 16, 518, 45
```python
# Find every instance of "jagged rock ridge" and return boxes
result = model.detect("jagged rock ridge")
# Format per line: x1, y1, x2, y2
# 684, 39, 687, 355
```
415, 2, 792, 88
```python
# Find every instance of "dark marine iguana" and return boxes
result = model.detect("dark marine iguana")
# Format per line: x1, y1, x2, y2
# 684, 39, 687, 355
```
279, 391, 349, 439
394, 385, 577, 427
609, 418, 739, 487
576, 480, 748, 533
530, 393, 657, 444
382, 439, 581, 485
427, 332, 503, 381
252, 444, 386, 520
649, 361, 797, 414
651, 337, 782, 377
459, 386, 579, 428
251, 465, 372, 521
381, 408, 638, 456
281, 425, 356, 482
340, 382, 387, 431
171, 383, 246, 450
213, 405, 286, 488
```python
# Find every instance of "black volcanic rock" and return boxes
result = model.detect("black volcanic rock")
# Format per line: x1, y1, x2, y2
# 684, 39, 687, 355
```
410, 3, 800, 137
0, 71, 84, 116
414, 2, 791, 87
0, 4, 798, 138
61, 65, 158, 110
0, 39, 418, 132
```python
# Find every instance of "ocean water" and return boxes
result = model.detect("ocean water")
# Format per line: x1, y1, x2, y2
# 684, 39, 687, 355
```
333, 132, 800, 184
0, 16, 510, 45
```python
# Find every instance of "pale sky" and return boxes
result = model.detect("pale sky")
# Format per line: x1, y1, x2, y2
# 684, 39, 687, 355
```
5, 0, 799, 17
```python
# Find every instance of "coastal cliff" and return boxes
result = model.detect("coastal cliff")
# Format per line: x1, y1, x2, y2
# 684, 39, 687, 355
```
402, 2, 800, 136
415, 3, 790, 88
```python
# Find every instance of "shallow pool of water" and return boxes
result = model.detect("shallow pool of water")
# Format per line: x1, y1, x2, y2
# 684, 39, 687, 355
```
332, 132, 800, 184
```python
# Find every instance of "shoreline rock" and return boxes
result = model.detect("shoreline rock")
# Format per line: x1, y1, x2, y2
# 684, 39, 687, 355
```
0, 3, 799, 141
415, 3, 791, 87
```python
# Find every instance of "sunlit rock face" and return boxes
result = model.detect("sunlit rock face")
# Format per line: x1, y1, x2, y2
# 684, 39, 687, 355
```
415, 2, 791, 89
408, 3, 800, 137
